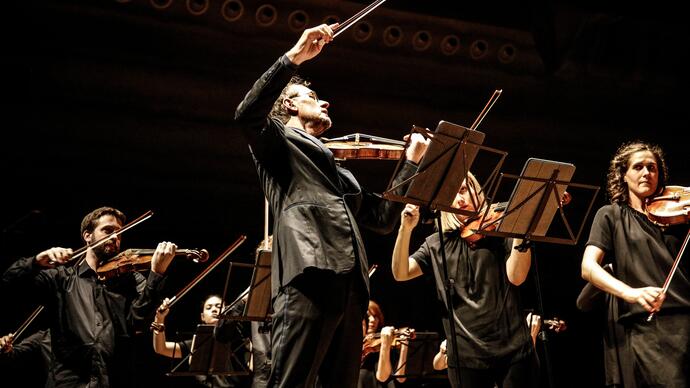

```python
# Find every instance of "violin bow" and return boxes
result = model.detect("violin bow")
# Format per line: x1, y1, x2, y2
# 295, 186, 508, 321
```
647, 229, 690, 321
469, 89, 502, 130
66, 210, 154, 267
165, 235, 247, 310
333, 0, 387, 38
1, 305, 45, 353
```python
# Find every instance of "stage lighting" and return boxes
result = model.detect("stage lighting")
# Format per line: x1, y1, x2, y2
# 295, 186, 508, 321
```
440, 34, 460, 56
255, 4, 277, 27
353, 21, 373, 42
186, 0, 209, 16
383, 26, 403, 47
412, 30, 432, 51
498, 43, 517, 64
149, 0, 172, 10
322, 15, 341, 25
288, 10, 309, 32
221, 0, 244, 22
470, 39, 488, 60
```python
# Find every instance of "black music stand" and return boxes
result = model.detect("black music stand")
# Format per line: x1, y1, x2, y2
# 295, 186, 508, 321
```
218, 246, 272, 323
383, 120, 507, 387
166, 324, 251, 379
468, 157, 600, 387
391, 332, 445, 381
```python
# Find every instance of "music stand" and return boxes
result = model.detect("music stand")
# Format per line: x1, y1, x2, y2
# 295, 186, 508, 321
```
167, 324, 250, 379
391, 332, 445, 381
383, 120, 507, 387
468, 157, 600, 387
384, 120, 507, 216
474, 157, 600, 245
218, 246, 272, 323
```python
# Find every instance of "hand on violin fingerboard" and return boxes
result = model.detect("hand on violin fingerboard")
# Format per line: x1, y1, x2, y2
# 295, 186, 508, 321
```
404, 133, 430, 164
286, 23, 339, 65
35, 247, 73, 268
150, 242, 177, 275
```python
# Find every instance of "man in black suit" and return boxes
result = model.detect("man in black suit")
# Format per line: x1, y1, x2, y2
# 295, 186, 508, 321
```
234, 23, 428, 387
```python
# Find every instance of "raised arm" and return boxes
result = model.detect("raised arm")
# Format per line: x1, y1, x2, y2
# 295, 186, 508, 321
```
391, 204, 423, 281
505, 239, 532, 286
151, 298, 184, 359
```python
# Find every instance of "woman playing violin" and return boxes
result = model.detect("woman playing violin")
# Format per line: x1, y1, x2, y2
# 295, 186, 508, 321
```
392, 172, 539, 388
581, 141, 690, 388
358, 300, 411, 388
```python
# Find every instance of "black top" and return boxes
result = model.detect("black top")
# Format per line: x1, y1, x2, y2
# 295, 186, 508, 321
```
411, 232, 532, 369
0, 329, 53, 388
358, 350, 399, 388
586, 203, 690, 320
234, 55, 417, 308
2, 256, 165, 388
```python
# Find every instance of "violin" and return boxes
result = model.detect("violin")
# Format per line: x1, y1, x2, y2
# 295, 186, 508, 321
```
645, 185, 690, 226
96, 248, 209, 281
460, 192, 572, 245
543, 317, 567, 333
361, 327, 415, 364
322, 133, 405, 161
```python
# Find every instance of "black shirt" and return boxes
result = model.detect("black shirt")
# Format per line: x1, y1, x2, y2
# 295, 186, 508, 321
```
411, 232, 532, 369
2, 256, 165, 388
0, 329, 53, 388
586, 203, 690, 320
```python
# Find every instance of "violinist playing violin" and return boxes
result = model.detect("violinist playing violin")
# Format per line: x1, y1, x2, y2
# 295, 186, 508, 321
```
1, 206, 177, 388
234, 23, 429, 387
392, 172, 539, 388
581, 141, 690, 388
358, 300, 412, 388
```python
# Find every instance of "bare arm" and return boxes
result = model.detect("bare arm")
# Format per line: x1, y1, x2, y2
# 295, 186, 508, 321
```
152, 298, 183, 359
505, 239, 532, 286
581, 245, 664, 312
375, 326, 394, 382
391, 204, 423, 281
394, 329, 413, 383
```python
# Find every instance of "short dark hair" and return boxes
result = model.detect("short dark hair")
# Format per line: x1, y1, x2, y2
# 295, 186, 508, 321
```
606, 141, 668, 204
200, 294, 223, 312
80, 207, 126, 239
269, 75, 311, 123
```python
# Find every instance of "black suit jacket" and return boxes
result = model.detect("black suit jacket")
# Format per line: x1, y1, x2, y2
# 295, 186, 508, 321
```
235, 55, 416, 303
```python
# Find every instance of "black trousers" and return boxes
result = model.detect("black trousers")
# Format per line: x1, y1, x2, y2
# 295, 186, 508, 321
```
269, 269, 366, 388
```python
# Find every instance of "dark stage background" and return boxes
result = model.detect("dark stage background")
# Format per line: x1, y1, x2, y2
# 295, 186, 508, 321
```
1, 0, 687, 387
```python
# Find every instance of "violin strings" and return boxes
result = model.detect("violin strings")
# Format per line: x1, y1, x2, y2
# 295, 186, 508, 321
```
334, 0, 387, 38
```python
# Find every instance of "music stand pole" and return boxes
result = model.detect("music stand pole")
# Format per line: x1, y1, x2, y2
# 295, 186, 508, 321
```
531, 245, 555, 388
432, 210, 461, 387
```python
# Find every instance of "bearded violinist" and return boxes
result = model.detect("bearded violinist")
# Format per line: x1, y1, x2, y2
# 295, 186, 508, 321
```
1, 206, 177, 388
581, 141, 690, 388
233, 22, 428, 387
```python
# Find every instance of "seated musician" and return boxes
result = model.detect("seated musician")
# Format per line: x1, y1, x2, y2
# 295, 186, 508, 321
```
153, 295, 250, 388
359, 300, 412, 388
